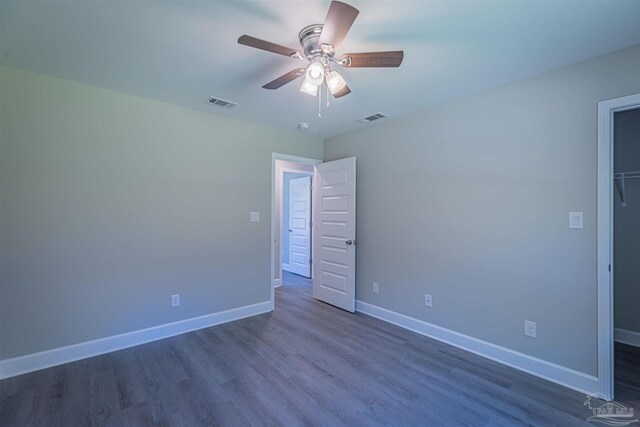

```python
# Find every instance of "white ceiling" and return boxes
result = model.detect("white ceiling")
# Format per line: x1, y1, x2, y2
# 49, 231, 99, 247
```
1, 0, 639, 138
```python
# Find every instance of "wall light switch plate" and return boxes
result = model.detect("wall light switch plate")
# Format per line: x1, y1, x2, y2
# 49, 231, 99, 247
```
250, 211, 260, 222
569, 212, 583, 229
171, 294, 180, 307
372, 282, 379, 294
524, 320, 536, 338
424, 294, 433, 308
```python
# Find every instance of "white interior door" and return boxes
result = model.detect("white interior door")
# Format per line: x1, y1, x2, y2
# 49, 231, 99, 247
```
313, 157, 356, 312
288, 176, 311, 277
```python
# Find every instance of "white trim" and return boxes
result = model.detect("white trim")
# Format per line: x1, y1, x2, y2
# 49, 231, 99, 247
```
597, 93, 640, 400
615, 328, 640, 348
0, 301, 271, 380
282, 263, 291, 272
356, 300, 599, 396
274, 278, 282, 288
270, 153, 321, 309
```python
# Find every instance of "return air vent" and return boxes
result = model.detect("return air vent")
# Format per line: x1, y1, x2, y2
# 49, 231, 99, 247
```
206, 97, 239, 109
358, 112, 388, 124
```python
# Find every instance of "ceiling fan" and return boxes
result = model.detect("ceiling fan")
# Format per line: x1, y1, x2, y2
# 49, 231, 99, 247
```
237, 1, 404, 100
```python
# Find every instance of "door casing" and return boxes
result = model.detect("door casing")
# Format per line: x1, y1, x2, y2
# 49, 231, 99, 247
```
596, 93, 640, 400
271, 153, 321, 308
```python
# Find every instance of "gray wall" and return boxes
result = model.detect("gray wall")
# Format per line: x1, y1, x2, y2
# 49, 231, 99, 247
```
324, 45, 640, 376
0, 65, 323, 360
282, 173, 309, 266
614, 108, 640, 334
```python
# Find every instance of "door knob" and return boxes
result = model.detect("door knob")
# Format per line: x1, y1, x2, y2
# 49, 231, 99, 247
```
345, 240, 353, 245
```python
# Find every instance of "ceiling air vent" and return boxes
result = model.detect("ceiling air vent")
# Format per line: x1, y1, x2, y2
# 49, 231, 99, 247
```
206, 96, 239, 109
358, 112, 388, 124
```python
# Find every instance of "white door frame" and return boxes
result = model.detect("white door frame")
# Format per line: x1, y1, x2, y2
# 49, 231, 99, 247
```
271, 153, 322, 310
596, 93, 640, 400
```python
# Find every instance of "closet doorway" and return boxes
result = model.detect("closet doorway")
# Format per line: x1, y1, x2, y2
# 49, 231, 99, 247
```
612, 107, 640, 403
597, 93, 640, 402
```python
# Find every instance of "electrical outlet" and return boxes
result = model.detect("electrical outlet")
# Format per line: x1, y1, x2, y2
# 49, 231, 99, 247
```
524, 320, 536, 338
171, 294, 180, 307
424, 294, 432, 308
372, 282, 379, 294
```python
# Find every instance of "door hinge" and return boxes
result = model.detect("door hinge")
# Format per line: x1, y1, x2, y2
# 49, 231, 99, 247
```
309, 221, 313, 228
608, 264, 611, 272
309, 259, 312, 265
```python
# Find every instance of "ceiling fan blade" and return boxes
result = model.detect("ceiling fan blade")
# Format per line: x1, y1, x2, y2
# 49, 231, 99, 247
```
238, 35, 299, 57
318, 1, 359, 50
341, 51, 404, 68
262, 68, 306, 90
332, 84, 351, 99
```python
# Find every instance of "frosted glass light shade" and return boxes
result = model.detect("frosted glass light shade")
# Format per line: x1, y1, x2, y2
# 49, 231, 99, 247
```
305, 62, 325, 86
300, 79, 318, 96
326, 70, 347, 94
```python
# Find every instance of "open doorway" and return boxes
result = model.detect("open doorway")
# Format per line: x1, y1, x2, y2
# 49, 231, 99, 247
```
271, 153, 358, 312
272, 155, 320, 295
597, 93, 640, 402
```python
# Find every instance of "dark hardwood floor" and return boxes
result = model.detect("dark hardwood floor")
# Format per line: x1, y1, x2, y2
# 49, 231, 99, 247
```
615, 342, 640, 405
281, 270, 312, 288
1, 272, 637, 426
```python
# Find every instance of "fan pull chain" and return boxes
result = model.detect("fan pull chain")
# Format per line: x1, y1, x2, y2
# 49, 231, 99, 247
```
326, 84, 330, 108
318, 84, 322, 119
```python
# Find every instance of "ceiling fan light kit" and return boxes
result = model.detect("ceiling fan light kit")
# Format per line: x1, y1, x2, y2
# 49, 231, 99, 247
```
237, 0, 404, 116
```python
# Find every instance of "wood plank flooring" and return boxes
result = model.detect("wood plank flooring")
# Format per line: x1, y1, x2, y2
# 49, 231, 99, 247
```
615, 342, 640, 405
0, 271, 637, 426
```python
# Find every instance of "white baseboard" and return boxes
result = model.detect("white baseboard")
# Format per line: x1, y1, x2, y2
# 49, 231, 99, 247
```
282, 263, 291, 271
274, 278, 282, 288
355, 300, 599, 396
0, 301, 272, 380
615, 328, 640, 348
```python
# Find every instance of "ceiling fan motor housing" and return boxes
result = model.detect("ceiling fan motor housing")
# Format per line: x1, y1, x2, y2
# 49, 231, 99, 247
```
298, 24, 326, 60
